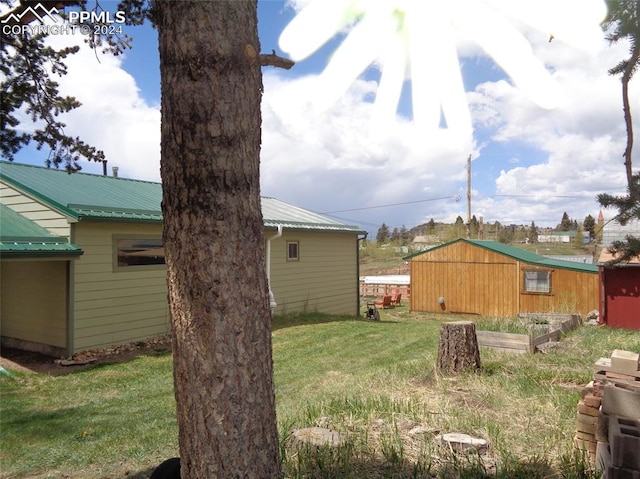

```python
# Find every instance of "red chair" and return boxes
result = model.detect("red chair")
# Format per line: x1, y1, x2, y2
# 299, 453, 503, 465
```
374, 294, 393, 309
391, 293, 402, 307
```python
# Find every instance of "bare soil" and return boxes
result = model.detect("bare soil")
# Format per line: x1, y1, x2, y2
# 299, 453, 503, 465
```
0, 336, 172, 376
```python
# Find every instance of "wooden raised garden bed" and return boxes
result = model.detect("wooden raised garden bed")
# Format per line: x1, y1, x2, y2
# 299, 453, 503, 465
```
476, 314, 581, 354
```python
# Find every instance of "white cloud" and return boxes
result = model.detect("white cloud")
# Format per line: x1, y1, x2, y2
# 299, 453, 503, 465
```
45, 33, 161, 181
260, 71, 475, 228
467, 35, 639, 227
25, 9, 638, 233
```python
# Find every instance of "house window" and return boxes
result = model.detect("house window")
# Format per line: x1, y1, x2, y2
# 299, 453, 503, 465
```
524, 270, 551, 293
287, 241, 299, 261
115, 237, 165, 269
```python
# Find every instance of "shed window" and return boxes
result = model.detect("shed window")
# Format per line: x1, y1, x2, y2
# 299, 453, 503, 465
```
524, 270, 551, 293
287, 241, 299, 261
116, 238, 165, 268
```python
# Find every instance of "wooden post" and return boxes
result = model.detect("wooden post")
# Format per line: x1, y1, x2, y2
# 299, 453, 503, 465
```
437, 321, 481, 373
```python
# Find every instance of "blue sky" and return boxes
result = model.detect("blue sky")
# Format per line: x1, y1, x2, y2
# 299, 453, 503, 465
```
7, 0, 639, 234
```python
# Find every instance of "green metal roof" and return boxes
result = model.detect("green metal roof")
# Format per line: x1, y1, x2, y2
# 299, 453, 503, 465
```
0, 204, 83, 257
406, 238, 598, 273
262, 197, 363, 232
0, 161, 162, 222
0, 162, 362, 233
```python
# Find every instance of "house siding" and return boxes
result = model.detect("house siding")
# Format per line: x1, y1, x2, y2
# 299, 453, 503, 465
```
269, 231, 358, 316
0, 260, 67, 352
72, 225, 359, 351
0, 182, 71, 238
71, 222, 170, 352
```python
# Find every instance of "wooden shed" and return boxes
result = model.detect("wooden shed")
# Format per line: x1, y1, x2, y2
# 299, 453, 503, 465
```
407, 239, 598, 318
598, 250, 640, 331
1, 161, 364, 356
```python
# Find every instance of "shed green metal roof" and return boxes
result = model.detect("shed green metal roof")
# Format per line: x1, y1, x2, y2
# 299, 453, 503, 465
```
0, 162, 362, 233
405, 238, 598, 273
0, 204, 83, 257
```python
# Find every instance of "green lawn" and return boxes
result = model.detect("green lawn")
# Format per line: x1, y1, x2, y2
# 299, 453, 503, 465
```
2, 309, 638, 478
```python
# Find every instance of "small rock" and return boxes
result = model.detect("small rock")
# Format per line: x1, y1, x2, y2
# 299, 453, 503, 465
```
56, 358, 97, 367
291, 427, 346, 447
586, 310, 599, 321
315, 416, 331, 428
436, 432, 489, 454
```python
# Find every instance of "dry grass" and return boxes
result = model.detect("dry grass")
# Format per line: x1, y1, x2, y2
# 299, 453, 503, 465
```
277, 307, 637, 478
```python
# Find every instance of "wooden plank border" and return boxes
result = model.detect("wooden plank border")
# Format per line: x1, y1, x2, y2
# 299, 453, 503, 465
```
478, 313, 580, 354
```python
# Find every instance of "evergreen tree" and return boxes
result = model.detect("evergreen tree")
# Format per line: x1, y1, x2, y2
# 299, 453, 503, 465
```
603, 0, 640, 195
498, 224, 515, 244
598, 173, 640, 262
598, 2, 640, 262
1, 0, 112, 170
399, 225, 412, 245
376, 223, 390, 245
583, 214, 596, 239
559, 212, 572, 231
528, 221, 538, 244
426, 218, 436, 236
390, 227, 400, 243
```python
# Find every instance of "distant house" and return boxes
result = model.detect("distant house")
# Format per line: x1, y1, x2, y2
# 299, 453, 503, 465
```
538, 231, 578, 243
406, 239, 598, 318
598, 219, 640, 331
0, 162, 364, 356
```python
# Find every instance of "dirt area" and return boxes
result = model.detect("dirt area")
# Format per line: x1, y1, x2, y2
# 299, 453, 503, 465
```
0, 336, 172, 376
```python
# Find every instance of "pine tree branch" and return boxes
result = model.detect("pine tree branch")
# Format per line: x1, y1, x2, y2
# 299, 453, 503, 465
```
259, 50, 294, 70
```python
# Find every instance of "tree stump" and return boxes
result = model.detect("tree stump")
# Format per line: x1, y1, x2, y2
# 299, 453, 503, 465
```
437, 321, 481, 373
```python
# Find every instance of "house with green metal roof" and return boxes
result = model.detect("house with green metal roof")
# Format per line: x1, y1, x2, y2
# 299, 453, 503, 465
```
1, 161, 364, 356
407, 238, 598, 318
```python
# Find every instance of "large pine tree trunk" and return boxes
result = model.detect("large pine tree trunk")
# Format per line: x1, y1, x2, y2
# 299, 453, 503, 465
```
156, 2, 281, 477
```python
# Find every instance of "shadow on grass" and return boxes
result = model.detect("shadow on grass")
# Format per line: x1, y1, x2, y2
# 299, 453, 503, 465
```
272, 312, 359, 332
100, 466, 156, 479
0, 347, 172, 377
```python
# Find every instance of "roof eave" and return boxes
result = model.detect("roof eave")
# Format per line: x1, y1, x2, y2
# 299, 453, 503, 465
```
0, 249, 84, 258
0, 174, 78, 220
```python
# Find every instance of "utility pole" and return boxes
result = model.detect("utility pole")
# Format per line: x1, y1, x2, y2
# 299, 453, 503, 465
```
466, 154, 471, 239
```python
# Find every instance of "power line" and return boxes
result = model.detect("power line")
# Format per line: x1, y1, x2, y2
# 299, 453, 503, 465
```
491, 194, 596, 199
320, 195, 461, 214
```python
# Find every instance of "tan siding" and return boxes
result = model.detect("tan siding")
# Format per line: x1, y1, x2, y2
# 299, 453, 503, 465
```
0, 182, 71, 238
410, 242, 598, 318
0, 261, 67, 347
72, 222, 170, 352
410, 259, 518, 317
269, 231, 359, 316
518, 267, 598, 317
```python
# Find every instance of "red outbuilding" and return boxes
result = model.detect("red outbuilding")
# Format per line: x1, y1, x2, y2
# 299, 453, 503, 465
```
598, 250, 640, 331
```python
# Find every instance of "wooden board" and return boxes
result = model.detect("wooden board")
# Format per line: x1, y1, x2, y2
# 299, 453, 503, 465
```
476, 331, 529, 353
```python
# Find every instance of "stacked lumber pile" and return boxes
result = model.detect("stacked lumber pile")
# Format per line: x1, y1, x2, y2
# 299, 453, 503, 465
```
575, 350, 640, 478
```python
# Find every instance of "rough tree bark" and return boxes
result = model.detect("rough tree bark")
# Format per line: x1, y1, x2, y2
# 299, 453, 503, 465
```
156, 2, 281, 478
436, 321, 481, 373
